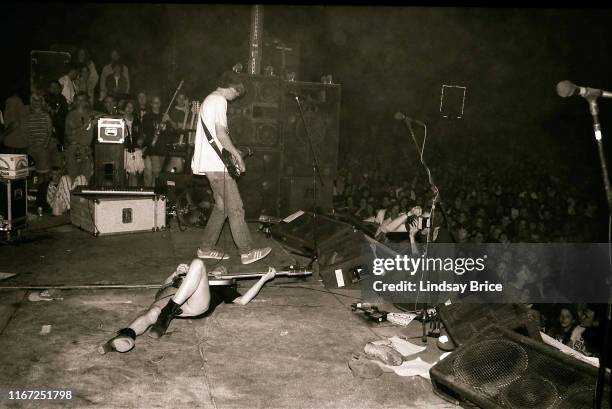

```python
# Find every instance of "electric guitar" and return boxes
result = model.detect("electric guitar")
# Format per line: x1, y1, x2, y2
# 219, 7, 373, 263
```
209, 265, 312, 280
222, 145, 253, 179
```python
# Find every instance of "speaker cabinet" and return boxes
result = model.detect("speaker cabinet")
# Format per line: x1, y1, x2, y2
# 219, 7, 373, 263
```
437, 301, 541, 347
281, 82, 340, 179
430, 325, 610, 409
227, 75, 282, 148
237, 148, 281, 219
94, 144, 124, 187
280, 176, 334, 216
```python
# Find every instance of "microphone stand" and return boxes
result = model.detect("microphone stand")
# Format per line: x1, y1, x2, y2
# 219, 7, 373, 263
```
586, 97, 612, 409
293, 94, 325, 268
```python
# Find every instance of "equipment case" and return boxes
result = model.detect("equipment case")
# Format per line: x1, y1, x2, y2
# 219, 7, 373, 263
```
70, 195, 166, 236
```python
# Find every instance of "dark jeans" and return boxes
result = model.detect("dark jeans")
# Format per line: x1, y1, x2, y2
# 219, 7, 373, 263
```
200, 172, 253, 254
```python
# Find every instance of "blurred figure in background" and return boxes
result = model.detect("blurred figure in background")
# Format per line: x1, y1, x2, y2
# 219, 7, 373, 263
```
142, 96, 170, 187
75, 48, 98, 105
26, 93, 53, 182
1, 91, 28, 154
44, 166, 88, 216
58, 64, 79, 105
105, 62, 129, 102
136, 91, 149, 121
64, 92, 97, 181
101, 95, 118, 116
45, 80, 69, 150
99, 49, 130, 101
122, 100, 145, 187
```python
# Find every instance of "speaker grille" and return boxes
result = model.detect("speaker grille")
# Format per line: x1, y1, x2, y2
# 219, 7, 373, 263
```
555, 387, 610, 409
430, 325, 609, 409
501, 376, 558, 409
454, 339, 528, 390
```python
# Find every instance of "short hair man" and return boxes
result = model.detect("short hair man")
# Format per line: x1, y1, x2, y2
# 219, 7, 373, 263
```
99, 259, 276, 352
192, 71, 271, 265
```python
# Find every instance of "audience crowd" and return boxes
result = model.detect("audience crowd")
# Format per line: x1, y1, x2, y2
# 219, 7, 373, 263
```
0, 47, 194, 216
333, 147, 607, 359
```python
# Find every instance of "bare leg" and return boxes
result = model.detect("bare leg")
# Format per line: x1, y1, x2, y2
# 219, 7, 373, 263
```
171, 259, 207, 305
149, 259, 208, 338
179, 268, 211, 317
127, 305, 162, 336
98, 304, 162, 354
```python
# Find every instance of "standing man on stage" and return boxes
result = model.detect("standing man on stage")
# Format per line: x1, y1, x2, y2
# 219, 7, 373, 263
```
192, 71, 271, 264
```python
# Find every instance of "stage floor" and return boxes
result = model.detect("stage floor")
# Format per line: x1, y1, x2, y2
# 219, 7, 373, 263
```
0, 217, 455, 408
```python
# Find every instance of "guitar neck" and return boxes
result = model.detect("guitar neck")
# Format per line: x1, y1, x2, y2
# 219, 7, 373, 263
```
213, 270, 311, 280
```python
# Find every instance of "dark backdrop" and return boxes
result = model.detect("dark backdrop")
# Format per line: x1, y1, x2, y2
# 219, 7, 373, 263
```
2, 4, 612, 196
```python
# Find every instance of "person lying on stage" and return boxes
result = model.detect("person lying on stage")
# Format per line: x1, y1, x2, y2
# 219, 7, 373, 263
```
98, 258, 276, 354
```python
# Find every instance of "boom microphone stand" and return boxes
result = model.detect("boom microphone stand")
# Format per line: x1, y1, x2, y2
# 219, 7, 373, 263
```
292, 94, 325, 268
585, 97, 612, 409
558, 81, 612, 408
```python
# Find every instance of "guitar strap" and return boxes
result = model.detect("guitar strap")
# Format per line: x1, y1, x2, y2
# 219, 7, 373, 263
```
199, 115, 226, 162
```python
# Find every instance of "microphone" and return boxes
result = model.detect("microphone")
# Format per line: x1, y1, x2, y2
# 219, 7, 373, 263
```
556, 80, 612, 99
394, 112, 417, 122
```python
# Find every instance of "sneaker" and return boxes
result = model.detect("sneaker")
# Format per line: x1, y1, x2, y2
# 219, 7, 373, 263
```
240, 247, 272, 265
196, 248, 230, 260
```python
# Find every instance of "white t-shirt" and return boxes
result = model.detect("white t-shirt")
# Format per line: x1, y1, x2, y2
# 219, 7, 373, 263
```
191, 93, 227, 174
58, 75, 76, 104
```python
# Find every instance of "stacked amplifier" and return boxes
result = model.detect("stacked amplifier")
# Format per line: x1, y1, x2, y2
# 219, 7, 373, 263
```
0, 154, 29, 240
228, 74, 341, 219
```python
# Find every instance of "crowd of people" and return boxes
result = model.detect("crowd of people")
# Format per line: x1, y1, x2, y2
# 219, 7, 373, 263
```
0, 48, 196, 215
332, 146, 606, 358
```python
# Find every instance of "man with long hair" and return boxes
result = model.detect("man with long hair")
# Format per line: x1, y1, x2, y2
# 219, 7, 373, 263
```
191, 71, 271, 265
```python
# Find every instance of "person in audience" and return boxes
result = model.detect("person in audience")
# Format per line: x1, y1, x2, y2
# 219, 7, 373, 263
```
26, 93, 53, 182
99, 49, 130, 101
136, 91, 149, 121
76, 65, 93, 106
39, 166, 88, 216
569, 304, 603, 357
58, 64, 79, 105
142, 96, 171, 187
75, 48, 99, 105
45, 80, 69, 149
101, 95, 118, 116
546, 306, 577, 345
122, 100, 145, 187
105, 62, 129, 102
165, 93, 190, 173
64, 92, 98, 181
1, 91, 28, 154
